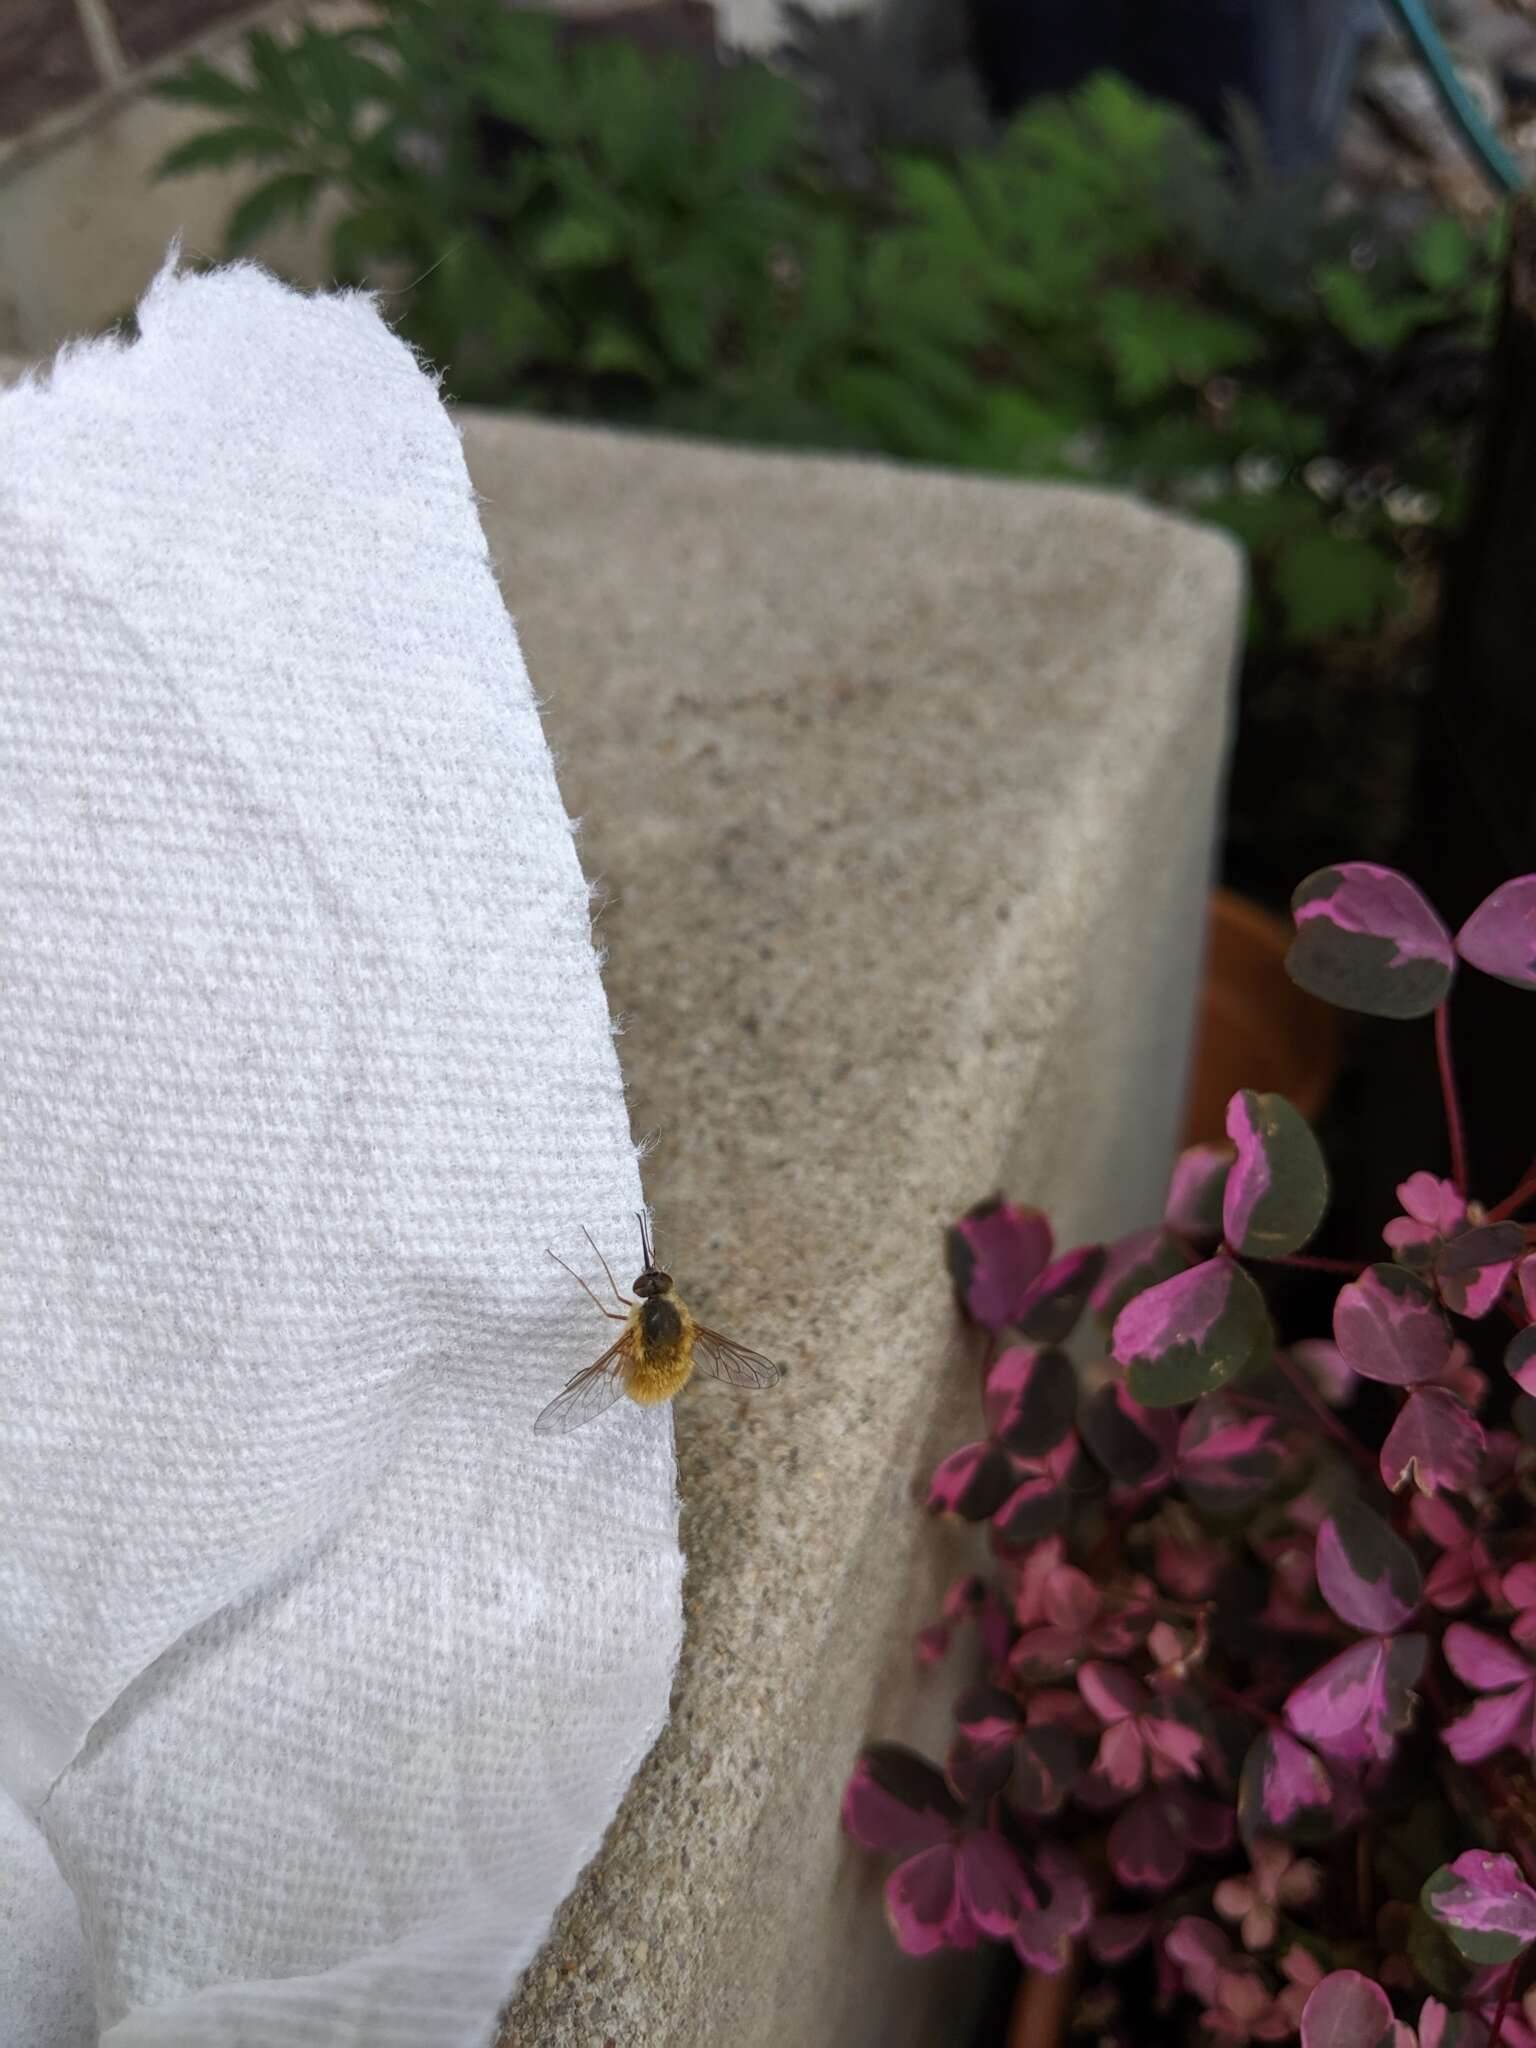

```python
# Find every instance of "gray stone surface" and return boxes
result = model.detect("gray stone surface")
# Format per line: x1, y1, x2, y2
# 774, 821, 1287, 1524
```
0, 347, 1242, 2042
464, 415, 1243, 2046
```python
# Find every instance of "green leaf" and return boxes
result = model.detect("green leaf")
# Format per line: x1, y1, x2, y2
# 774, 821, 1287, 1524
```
152, 58, 257, 113
225, 171, 321, 252
155, 124, 294, 180
1412, 215, 1474, 294
534, 212, 623, 272
1096, 290, 1262, 404
245, 28, 307, 122
709, 69, 802, 185
1272, 531, 1403, 643
1317, 266, 1437, 355
580, 320, 665, 384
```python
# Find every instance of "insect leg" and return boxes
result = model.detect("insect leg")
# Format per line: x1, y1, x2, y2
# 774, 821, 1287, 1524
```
547, 1246, 625, 1320
582, 1226, 631, 1308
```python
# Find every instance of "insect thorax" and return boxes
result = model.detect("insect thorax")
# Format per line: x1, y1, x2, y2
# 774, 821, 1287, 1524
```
639, 1294, 685, 1352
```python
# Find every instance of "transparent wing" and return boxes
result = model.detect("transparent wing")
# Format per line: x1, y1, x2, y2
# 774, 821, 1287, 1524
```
533, 1338, 630, 1436
691, 1324, 782, 1391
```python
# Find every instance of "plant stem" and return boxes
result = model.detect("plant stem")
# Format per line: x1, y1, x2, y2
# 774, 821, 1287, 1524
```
1436, 1000, 1471, 1197
1263, 1253, 1365, 1275
1356, 1823, 1374, 1938
1488, 1955, 1519, 2048
1270, 1351, 1381, 1478
1201, 1673, 1287, 1731
1490, 1157, 1536, 1223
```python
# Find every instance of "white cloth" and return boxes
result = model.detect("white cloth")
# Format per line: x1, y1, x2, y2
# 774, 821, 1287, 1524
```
0, 259, 682, 2046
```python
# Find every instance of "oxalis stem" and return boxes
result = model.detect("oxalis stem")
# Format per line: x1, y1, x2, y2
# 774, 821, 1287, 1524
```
1435, 1000, 1470, 1198
1270, 1351, 1379, 1478
1488, 1955, 1519, 2048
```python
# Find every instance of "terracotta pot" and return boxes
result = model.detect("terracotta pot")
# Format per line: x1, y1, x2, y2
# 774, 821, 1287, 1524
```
1006, 1961, 1076, 2048
1180, 888, 1342, 1151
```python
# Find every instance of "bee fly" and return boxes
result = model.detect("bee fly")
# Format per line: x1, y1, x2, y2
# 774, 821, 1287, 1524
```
534, 1212, 782, 1435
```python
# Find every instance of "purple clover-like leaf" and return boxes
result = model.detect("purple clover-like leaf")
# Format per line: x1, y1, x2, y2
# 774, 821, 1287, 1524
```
842, 1744, 959, 1854
1284, 1634, 1426, 1764
1507, 1327, 1536, 1399
1422, 1851, 1536, 1967
954, 1830, 1028, 1940
1292, 1338, 1357, 1407
1078, 1382, 1178, 1487
1435, 1224, 1526, 1320
1416, 2000, 1488, 2048
1013, 1845, 1094, 1973
884, 1844, 963, 1955
1300, 1970, 1396, 2048
992, 1436, 1083, 1547
1315, 1503, 1422, 1632
1107, 1784, 1232, 1890
1113, 1257, 1271, 1409
926, 1438, 1015, 1521
1288, 863, 1455, 1020
984, 1345, 1078, 1459
1455, 877, 1536, 990
1176, 1397, 1284, 1514
1016, 1244, 1107, 1344
947, 1685, 1019, 1802
1165, 1142, 1235, 1240
1236, 1729, 1337, 1844
1380, 1388, 1485, 1497
1441, 1623, 1536, 1764
1091, 1228, 1195, 1333
1008, 1725, 1082, 1818
1223, 1089, 1330, 1260
945, 1197, 1053, 1334
1334, 1265, 1453, 1387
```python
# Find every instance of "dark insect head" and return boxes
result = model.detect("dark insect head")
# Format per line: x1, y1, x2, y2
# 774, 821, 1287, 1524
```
633, 1267, 673, 1298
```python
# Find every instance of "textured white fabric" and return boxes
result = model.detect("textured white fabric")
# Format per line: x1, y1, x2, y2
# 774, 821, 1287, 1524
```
0, 260, 682, 2045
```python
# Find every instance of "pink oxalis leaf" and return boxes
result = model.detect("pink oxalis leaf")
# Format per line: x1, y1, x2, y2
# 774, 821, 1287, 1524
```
1441, 1624, 1536, 1764
1300, 1970, 1397, 2048
1455, 877, 1536, 990
1013, 1845, 1094, 1973
1091, 1227, 1194, 1333
1435, 1224, 1526, 1320
984, 1345, 1078, 1459
1223, 1089, 1330, 1260
1422, 1851, 1536, 1967
1507, 1327, 1536, 1399
945, 1197, 1053, 1333
927, 1438, 1015, 1521
1112, 1256, 1271, 1408
1107, 1783, 1233, 1890
1015, 1243, 1106, 1344
1333, 1265, 1453, 1387
1315, 1503, 1422, 1633
1380, 1388, 1485, 1497
1176, 1397, 1285, 1514
1166, 1141, 1235, 1240
1288, 862, 1456, 1020
1384, 1172, 1467, 1263
1237, 1729, 1337, 1844
1284, 1633, 1426, 1764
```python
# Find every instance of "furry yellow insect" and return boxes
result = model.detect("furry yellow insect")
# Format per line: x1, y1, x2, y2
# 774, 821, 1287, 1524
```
534, 1213, 782, 1435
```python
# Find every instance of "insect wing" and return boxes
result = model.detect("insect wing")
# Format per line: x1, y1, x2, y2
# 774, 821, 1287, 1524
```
691, 1324, 782, 1391
533, 1338, 629, 1435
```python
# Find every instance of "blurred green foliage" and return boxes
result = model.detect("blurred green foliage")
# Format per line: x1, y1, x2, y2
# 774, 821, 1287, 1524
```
154, 0, 1504, 881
